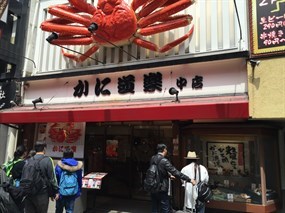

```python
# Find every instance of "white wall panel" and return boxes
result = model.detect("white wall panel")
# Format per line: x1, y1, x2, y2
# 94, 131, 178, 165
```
26, 0, 249, 74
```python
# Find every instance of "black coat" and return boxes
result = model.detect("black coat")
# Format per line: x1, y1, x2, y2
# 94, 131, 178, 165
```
150, 154, 190, 192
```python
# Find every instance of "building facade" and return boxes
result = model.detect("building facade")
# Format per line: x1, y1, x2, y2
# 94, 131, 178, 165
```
0, 0, 30, 170
0, 0, 284, 212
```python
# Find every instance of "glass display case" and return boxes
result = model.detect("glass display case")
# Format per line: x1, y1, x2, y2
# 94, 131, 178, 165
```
180, 126, 281, 213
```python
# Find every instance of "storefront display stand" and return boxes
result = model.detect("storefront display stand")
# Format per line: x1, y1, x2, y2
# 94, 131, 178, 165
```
81, 172, 108, 212
206, 200, 279, 213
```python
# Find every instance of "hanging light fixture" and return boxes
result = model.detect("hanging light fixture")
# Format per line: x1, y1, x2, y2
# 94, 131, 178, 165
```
169, 87, 180, 103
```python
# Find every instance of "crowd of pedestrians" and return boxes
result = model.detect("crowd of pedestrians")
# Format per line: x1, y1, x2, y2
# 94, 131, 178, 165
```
1, 142, 209, 213
1, 141, 82, 213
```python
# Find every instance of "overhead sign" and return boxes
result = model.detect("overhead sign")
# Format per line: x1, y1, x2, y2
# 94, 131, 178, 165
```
0, 81, 16, 110
250, 0, 285, 56
23, 59, 247, 105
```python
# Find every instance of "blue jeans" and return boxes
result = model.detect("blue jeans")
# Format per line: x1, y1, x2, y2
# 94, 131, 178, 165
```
197, 203, 205, 213
151, 191, 171, 213
55, 196, 75, 213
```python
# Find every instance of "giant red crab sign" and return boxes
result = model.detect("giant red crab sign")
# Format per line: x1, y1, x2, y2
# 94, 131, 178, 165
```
40, 0, 195, 63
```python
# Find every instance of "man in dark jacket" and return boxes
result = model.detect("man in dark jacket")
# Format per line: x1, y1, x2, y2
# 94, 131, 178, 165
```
150, 144, 196, 213
55, 149, 83, 213
24, 141, 59, 213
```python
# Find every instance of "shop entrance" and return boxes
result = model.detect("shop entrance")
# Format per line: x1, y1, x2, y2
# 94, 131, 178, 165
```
84, 122, 173, 200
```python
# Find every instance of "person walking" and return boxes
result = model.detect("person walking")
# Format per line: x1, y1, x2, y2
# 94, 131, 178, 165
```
181, 151, 209, 213
2, 144, 27, 187
2, 145, 27, 212
149, 144, 195, 213
55, 149, 83, 213
24, 141, 59, 213
26, 149, 36, 160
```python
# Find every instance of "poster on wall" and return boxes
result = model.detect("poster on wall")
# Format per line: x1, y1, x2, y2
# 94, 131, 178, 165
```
207, 142, 244, 176
106, 140, 118, 159
45, 122, 85, 159
250, 0, 285, 56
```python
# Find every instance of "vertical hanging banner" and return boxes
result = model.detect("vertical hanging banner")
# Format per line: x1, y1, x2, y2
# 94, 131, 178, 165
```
45, 122, 85, 159
0, 0, 9, 23
250, 0, 285, 56
0, 81, 16, 110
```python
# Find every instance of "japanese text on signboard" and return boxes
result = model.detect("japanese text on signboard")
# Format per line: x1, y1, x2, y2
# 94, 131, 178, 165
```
73, 72, 203, 97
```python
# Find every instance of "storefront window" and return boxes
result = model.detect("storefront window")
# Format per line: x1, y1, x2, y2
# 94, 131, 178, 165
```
201, 138, 261, 204
184, 132, 280, 209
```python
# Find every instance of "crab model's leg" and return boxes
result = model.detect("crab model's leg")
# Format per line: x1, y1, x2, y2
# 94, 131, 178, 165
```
133, 24, 194, 53
131, 0, 151, 12
40, 4, 100, 62
61, 45, 100, 62
139, 15, 192, 36
41, 19, 91, 36
45, 31, 100, 62
68, 0, 96, 15
131, 0, 182, 11
132, 0, 169, 18
138, 0, 194, 28
45, 5, 93, 27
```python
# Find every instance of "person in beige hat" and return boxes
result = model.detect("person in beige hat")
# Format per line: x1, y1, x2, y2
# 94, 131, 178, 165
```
181, 151, 209, 213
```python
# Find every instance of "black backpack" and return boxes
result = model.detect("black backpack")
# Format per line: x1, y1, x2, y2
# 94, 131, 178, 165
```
143, 157, 163, 193
197, 181, 212, 202
8, 156, 47, 204
20, 156, 47, 195
195, 164, 213, 203
0, 184, 21, 213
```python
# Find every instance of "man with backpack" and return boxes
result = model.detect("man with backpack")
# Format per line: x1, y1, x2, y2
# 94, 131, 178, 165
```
146, 144, 195, 213
23, 141, 59, 213
55, 148, 83, 213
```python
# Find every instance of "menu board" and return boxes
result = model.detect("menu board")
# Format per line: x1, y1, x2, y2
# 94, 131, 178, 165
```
82, 172, 108, 189
250, 0, 285, 56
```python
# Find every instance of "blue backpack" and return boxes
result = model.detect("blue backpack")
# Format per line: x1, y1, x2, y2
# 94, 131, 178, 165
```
59, 170, 78, 196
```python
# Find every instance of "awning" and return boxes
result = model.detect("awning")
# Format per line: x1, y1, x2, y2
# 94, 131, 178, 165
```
0, 96, 249, 124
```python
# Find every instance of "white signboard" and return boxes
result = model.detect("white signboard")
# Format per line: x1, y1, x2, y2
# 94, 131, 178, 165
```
23, 58, 247, 105
45, 122, 85, 159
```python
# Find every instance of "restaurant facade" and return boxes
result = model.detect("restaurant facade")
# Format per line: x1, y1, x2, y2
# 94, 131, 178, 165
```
0, 0, 284, 212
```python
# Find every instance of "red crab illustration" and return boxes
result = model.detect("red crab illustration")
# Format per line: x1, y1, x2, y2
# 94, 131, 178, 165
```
48, 122, 81, 143
40, 0, 195, 62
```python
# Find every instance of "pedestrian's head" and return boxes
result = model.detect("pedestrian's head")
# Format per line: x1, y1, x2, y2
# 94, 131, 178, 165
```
28, 149, 36, 158
14, 144, 27, 160
34, 141, 47, 153
63, 148, 74, 159
156, 144, 167, 156
184, 151, 199, 164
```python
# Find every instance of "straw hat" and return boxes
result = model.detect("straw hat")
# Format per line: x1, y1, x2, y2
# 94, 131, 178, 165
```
184, 151, 200, 159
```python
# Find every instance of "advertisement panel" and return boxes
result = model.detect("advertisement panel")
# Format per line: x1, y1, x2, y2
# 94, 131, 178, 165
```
250, 0, 285, 56
43, 122, 86, 159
